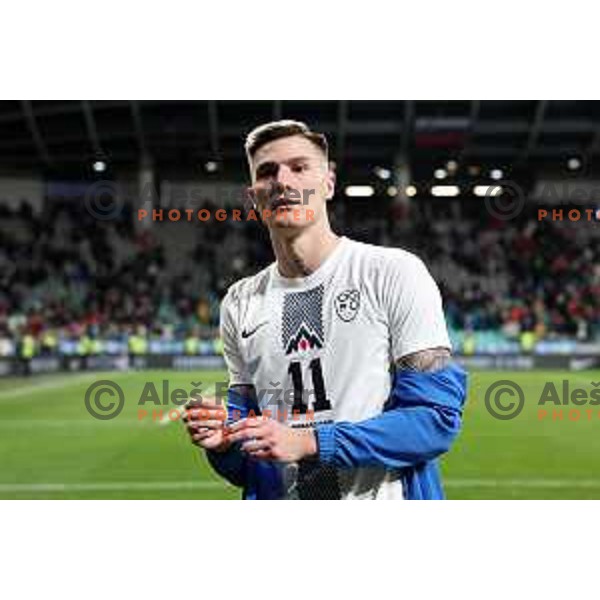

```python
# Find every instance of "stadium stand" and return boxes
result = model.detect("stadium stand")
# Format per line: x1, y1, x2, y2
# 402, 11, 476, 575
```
1, 189, 599, 362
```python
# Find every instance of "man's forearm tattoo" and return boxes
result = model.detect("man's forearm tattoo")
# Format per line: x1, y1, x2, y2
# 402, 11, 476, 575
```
395, 347, 452, 373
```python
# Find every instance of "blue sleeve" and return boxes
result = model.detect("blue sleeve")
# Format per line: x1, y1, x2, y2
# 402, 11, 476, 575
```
206, 444, 247, 487
315, 363, 467, 469
205, 386, 258, 488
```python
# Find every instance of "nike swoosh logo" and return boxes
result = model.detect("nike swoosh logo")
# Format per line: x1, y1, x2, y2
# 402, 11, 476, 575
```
241, 322, 268, 339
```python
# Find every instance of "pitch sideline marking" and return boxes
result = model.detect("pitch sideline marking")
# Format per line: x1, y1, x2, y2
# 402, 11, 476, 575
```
444, 478, 600, 488
0, 480, 230, 493
1, 478, 600, 494
0, 373, 102, 402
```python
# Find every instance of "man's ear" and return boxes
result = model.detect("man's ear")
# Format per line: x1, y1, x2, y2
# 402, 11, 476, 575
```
325, 167, 336, 201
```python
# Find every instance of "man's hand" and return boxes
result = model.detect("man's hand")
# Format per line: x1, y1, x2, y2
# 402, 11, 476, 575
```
227, 417, 317, 462
183, 397, 230, 452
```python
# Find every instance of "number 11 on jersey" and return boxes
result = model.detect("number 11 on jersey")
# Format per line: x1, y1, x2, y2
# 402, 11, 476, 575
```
288, 357, 332, 414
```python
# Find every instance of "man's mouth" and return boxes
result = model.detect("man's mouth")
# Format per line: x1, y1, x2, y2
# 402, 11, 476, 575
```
270, 197, 301, 211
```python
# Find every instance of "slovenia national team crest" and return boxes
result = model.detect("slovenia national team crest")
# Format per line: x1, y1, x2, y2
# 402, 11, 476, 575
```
334, 289, 361, 322
282, 284, 324, 355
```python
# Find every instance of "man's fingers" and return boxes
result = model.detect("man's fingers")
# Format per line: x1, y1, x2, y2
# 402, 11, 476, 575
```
184, 407, 226, 423
228, 417, 265, 433
241, 438, 271, 453
192, 427, 220, 441
227, 422, 268, 444
183, 415, 225, 428
185, 397, 224, 409
187, 419, 224, 430
247, 449, 273, 460
186, 406, 226, 417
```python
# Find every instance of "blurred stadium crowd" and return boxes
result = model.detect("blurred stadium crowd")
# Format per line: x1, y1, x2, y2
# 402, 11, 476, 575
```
1, 190, 599, 360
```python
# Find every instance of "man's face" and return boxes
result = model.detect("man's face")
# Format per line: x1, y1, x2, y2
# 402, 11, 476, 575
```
248, 135, 335, 231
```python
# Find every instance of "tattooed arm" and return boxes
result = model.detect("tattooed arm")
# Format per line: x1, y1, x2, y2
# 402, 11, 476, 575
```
314, 348, 467, 470
395, 347, 452, 373
311, 253, 467, 485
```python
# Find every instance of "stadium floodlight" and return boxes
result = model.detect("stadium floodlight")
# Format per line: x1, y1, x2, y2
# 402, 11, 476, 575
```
446, 160, 458, 175
567, 157, 582, 171
205, 161, 219, 173
431, 185, 460, 197
490, 169, 504, 180
405, 185, 417, 197
92, 160, 107, 173
434, 168, 447, 180
345, 185, 375, 197
374, 166, 392, 180
474, 185, 503, 197
386, 186, 398, 197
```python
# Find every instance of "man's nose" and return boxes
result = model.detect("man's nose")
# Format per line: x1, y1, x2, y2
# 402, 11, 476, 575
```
274, 164, 293, 187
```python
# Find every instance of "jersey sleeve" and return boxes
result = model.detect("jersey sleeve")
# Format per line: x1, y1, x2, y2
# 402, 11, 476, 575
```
220, 288, 252, 386
380, 251, 451, 361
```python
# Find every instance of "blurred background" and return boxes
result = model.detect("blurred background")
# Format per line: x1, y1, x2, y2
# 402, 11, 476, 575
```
1, 100, 600, 499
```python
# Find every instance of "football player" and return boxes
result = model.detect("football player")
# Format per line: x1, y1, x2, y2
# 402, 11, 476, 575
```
184, 120, 467, 499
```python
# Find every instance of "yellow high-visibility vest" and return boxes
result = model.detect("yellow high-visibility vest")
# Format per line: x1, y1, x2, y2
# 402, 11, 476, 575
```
463, 334, 476, 356
184, 337, 199, 355
129, 335, 147, 355
520, 331, 536, 353
21, 335, 36, 359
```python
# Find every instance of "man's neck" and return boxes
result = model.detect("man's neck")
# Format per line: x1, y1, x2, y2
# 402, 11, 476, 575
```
271, 225, 341, 279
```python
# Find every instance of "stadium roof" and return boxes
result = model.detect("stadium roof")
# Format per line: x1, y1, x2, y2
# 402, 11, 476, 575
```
1, 101, 599, 180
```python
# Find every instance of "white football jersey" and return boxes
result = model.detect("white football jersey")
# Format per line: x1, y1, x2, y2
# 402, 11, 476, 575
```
220, 236, 451, 499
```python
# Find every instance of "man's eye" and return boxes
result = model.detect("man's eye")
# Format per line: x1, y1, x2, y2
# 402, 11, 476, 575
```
255, 162, 279, 180
292, 164, 308, 173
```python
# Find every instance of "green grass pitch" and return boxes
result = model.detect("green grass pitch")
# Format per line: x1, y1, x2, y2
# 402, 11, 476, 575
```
1, 369, 599, 499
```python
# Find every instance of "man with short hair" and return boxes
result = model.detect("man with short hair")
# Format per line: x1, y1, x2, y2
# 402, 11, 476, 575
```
184, 120, 467, 499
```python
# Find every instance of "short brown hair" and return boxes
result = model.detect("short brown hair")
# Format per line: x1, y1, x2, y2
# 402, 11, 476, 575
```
245, 119, 328, 162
